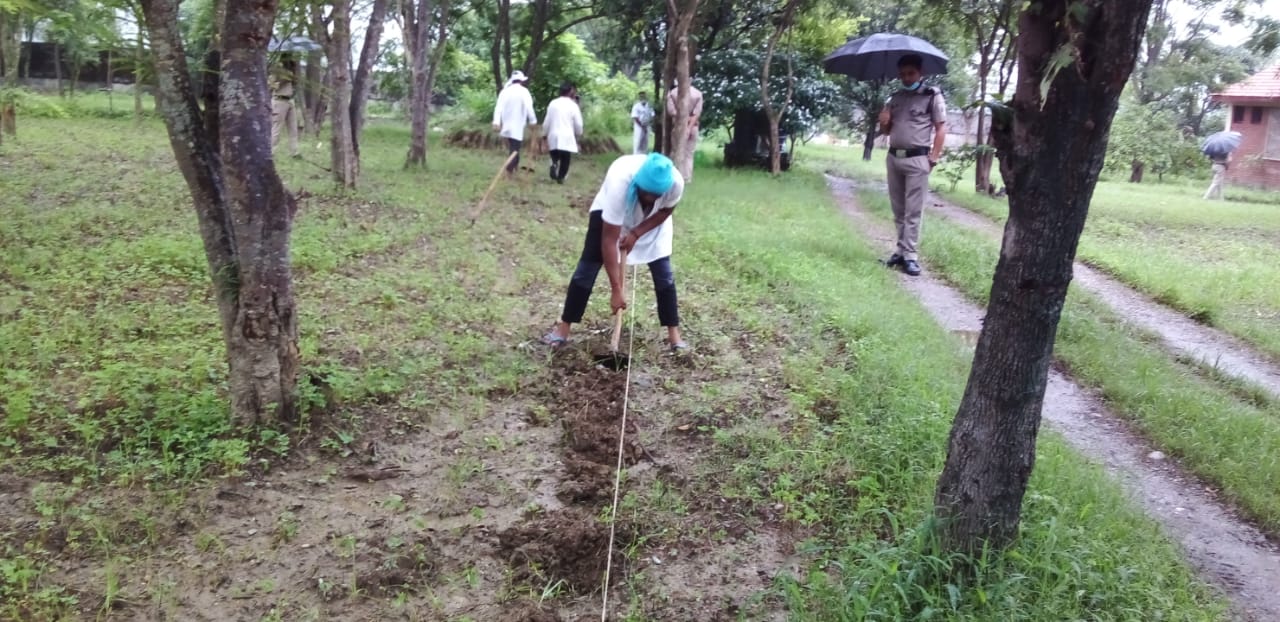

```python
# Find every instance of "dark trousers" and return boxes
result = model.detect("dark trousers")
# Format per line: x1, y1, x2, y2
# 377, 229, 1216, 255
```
561, 212, 679, 327
506, 138, 522, 173
549, 150, 572, 181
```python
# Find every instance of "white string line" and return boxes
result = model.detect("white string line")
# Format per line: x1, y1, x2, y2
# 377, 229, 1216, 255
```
601, 262, 638, 621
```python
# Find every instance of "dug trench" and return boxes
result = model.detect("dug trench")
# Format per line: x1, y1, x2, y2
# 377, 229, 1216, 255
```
0, 318, 802, 620
825, 175, 1280, 622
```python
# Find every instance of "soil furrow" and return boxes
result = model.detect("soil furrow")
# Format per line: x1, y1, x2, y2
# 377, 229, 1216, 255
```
827, 175, 1280, 622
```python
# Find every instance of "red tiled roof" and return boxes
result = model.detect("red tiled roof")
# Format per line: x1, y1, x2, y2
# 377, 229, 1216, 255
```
1213, 64, 1280, 102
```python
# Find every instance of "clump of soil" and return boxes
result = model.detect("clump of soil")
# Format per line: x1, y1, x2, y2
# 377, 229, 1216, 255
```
498, 600, 563, 622
344, 534, 441, 598
497, 508, 614, 594
552, 364, 645, 466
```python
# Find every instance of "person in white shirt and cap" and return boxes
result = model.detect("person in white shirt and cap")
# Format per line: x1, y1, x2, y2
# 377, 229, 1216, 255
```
542, 82, 584, 184
542, 153, 688, 351
630, 92, 654, 154
493, 70, 537, 175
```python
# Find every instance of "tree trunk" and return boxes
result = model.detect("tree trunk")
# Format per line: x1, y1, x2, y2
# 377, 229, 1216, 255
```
933, 0, 1153, 552
489, 0, 510, 92
0, 12, 20, 87
134, 27, 145, 123
140, 0, 299, 427
1, 102, 15, 137
1129, 159, 1144, 183
307, 2, 328, 137
106, 49, 114, 111
862, 122, 876, 161
220, 0, 301, 425
663, 0, 699, 160
202, 0, 227, 148
327, 0, 358, 187
349, 0, 387, 159
54, 42, 63, 97
759, 0, 799, 175
404, 0, 433, 167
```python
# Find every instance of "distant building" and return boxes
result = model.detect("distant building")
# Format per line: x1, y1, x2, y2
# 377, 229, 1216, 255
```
1211, 64, 1280, 191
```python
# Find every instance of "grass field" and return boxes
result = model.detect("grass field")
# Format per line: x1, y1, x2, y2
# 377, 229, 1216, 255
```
0, 109, 1228, 619
933, 173, 1280, 361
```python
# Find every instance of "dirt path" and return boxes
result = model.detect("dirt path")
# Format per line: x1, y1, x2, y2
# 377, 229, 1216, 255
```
827, 176, 1280, 622
916, 188, 1280, 400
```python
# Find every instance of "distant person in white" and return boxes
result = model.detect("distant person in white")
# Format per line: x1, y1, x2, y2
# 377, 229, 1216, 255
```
631, 92, 654, 154
542, 82, 584, 184
492, 70, 537, 175
542, 153, 688, 351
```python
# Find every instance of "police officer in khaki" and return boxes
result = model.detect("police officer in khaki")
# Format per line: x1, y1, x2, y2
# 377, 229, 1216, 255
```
877, 54, 946, 276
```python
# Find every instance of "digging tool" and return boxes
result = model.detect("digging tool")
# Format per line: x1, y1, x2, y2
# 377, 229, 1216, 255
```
594, 251, 631, 370
468, 151, 520, 226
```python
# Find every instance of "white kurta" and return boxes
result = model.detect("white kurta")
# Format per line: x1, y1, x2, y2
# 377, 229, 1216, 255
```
591, 155, 686, 266
542, 96, 583, 152
492, 83, 536, 140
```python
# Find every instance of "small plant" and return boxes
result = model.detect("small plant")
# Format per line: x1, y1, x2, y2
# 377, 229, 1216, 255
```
275, 512, 300, 543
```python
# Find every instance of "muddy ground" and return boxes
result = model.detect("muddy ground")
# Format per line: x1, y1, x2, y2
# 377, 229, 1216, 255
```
0, 316, 802, 620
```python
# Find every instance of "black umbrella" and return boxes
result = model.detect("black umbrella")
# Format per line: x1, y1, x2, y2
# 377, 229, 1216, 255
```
823, 33, 949, 81
1201, 130, 1243, 158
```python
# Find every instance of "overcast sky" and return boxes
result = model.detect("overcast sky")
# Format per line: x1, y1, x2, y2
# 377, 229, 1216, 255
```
1166, 0, 1280, 47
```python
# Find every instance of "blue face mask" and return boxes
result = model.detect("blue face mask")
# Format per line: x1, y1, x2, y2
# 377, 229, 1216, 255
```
903, 80, 922, 91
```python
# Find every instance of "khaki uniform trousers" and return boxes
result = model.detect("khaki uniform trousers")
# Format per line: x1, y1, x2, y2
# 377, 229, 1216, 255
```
1203, 163, 1226, 200
271, 97, 299, 157
886, 153, 931, 260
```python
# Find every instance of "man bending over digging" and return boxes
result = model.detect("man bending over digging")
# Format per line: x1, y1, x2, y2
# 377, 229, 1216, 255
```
542, 153, 688, 351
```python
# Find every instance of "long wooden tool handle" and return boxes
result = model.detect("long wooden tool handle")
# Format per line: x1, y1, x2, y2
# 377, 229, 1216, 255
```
469, 150, 520, 225
609, 250, 629, 351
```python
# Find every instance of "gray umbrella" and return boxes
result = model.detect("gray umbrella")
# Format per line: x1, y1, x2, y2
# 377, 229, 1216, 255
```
269, 36, 323, 53
823, 33, 949, 81
1201, 130, 1243, 157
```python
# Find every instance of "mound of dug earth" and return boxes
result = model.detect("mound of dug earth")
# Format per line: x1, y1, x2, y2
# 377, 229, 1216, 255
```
497, 508, 615, 594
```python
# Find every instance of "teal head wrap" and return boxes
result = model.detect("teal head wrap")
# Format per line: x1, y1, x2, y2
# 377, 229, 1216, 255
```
627, 153, 676, 213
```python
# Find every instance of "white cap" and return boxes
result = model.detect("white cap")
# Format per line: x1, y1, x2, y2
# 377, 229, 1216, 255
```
508, 70, 528, 85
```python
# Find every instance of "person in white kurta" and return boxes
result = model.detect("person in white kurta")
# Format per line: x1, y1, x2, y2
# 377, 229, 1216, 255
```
492, 70, 537, 174
542, 82, 584, 184
543, 153, 688, 350
631, 93, 654, 154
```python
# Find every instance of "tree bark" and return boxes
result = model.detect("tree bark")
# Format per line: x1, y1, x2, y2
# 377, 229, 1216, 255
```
663, 0, 698, 159
306, 2, 328, 137
220, 0, 301, 425
404, 0, 433, 167
140, 0, 299, 427
933, 0, 1153, 552
1129, 159, 1144, 183
349, 0, 388, 158
327, 0, 358, 187
134, 27, 145, 123
0, 11, 20, 87
54, 42, 63, 97
760, 0, 799, 175
202, 0, 227, 149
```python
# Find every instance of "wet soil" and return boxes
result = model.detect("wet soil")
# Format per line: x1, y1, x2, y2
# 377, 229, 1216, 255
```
827, 175, 1280, 622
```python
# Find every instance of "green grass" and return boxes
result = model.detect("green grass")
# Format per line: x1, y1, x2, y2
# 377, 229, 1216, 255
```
852, 188, 1280, 535
0, 112, 1228, 619
675, 169, 1223, 620
936, 178, 1280, 360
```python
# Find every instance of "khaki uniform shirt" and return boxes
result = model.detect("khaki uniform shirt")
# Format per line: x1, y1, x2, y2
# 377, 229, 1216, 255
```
887, 87, 945, 149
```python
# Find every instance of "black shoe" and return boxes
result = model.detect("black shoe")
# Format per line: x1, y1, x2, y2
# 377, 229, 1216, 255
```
904, 259, 922, 276
555, 177, 564, 185
885, 253, 905, 268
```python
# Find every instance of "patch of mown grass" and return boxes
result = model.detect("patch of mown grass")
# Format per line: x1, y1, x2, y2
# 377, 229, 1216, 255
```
857, 188, 1280, 534
936, 180, 1280, 360
675, 169, 1224, 619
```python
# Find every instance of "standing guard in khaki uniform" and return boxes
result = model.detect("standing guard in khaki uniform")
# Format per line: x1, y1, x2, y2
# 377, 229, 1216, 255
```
270, 54, 300, 159
878, 54, 946, 276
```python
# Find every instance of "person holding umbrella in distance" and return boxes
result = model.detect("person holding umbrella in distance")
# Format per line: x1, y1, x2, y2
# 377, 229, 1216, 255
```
878, 54, 946, 276
823, 33, 950, 276
1201, 130, 1242, 200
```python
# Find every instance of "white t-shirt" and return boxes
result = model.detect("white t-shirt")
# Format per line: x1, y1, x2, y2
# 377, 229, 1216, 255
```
542, 96, 583, 152
590, 155, 685, 265
492, 83, 536, 140
630, 101, 653, 127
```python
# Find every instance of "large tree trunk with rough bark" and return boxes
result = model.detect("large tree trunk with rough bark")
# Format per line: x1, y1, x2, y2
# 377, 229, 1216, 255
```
139, 0, 300, 427
349, 0, 387, 158
306, 3, 328, 137
403, 0, 433, 167
327, 0, 358, 187
489, 0, 511, 93
933, 0, 1153, 552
